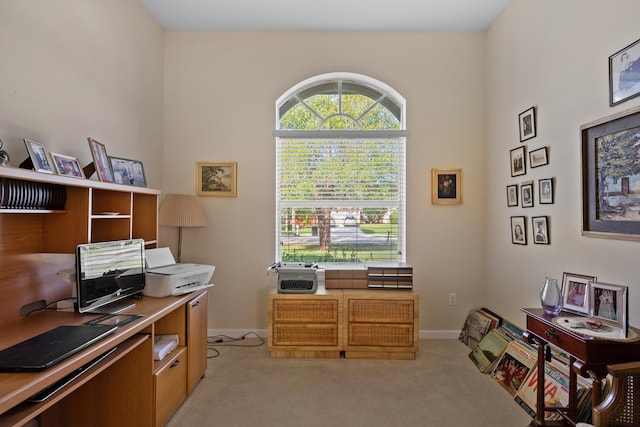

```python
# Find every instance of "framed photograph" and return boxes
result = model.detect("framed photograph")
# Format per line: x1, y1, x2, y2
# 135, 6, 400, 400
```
109, 156, 146, 187
23, 139, 55, 174
561, 272, 596, 316
531, 216, 549, 245
510, 146, 526, 177
87, 138, 114, 183
510, 216, 527, 245
589, 281, 628, 334
50, 153, 85, 178
506, 184, 519, 207
197, 161, 237, 197
529, 147, 548, 168
538, 178, 554, 204
609, 37, 640, 106
431, 168, 462, 205
519, 107, 536, 142
521, 181, 534, 208
581, 106, 640, 241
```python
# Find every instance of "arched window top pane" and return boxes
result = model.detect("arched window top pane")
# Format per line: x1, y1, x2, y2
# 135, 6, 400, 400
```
277, 73, 405, 131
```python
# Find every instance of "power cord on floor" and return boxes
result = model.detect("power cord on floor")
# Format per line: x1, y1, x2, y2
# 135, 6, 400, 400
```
207, 332, 265, 358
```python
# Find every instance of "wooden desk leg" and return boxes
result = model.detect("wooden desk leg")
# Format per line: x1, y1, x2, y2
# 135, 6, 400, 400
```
568, 356, 577, 422
534, 340, 546, 426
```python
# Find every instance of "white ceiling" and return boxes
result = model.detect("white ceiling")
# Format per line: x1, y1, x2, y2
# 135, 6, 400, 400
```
139, 0, 513, 32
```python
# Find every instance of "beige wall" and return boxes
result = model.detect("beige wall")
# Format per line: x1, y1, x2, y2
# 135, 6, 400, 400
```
162, 32, 488, 334
485, 0, 640, 327
2, 0, 640, 336
0, 0, 164, 188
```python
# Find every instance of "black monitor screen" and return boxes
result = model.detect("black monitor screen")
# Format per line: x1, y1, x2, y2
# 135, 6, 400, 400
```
76, 239, 145, 313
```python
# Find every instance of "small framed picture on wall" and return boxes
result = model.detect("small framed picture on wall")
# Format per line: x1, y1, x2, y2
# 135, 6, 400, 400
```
510, 146, 526, 177
510, 216, 527, 245
519, 107, 536, 142
506, 184, 518, 207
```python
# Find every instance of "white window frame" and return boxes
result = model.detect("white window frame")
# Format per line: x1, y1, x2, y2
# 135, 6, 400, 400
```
275, 72, 407, 264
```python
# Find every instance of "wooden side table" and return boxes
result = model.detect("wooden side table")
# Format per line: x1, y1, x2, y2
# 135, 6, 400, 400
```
522, 308, 640, 426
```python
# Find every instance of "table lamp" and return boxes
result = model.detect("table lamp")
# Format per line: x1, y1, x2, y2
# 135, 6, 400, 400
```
158, 194, 207, 262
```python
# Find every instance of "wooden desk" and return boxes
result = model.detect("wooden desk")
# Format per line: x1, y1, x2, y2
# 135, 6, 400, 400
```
0, 290, 208, 427
522, 308, 640, 426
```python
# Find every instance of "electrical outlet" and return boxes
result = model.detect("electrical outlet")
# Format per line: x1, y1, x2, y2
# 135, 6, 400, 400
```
449, 293, 457, 305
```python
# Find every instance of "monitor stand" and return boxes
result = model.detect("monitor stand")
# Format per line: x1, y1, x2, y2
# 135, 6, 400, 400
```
88, 299, 136, 314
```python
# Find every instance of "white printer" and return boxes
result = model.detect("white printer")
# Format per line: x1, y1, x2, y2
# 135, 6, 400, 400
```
144, 247, 215, 297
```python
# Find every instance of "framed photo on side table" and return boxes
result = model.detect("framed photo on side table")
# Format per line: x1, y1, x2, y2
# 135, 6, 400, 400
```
23, 139, 55, 174
431, 168, 462, 205
589, 282, 628, 335
51, 153, 85, 178
510, 216, 527, 245
87, 138, 114, 183
506, 184, 519, 207
609, 37, 640, 106
510, 146, 526, 177
561, 272, 596, 316
519, 107, 536, 142
109, 156, 147, 187
197, 161, 237, 197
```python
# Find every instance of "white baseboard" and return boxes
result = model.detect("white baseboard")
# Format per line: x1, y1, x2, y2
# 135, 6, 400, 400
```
208, 329, 460, 340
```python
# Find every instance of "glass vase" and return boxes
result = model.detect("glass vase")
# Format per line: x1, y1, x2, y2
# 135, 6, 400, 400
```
541, 277, 562, 315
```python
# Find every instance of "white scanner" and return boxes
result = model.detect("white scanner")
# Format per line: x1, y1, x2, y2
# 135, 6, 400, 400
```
144, 247, 215, 297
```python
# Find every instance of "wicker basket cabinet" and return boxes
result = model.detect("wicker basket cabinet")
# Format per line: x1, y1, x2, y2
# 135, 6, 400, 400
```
268, 288, 419, 359
343, 290, 419, 360
267, 287, 343, 359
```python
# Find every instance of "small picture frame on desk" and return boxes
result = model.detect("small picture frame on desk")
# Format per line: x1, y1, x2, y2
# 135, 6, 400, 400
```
87, 138, 114, 183
23, 139, 55, 174
561, 272, 595, 316
589, 281, 628, 336
51, 153, 85, 178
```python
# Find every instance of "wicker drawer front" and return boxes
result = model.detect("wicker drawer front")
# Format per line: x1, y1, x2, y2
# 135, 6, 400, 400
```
273, 299, 338, 323
273, 324, 338, 346
348, 299, 414, 323
348, 323, 414, 347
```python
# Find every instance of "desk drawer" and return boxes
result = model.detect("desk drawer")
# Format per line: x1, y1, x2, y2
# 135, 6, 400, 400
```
273, 299, 338, 323
154, 347, 187, 427
526, 315, 585, 361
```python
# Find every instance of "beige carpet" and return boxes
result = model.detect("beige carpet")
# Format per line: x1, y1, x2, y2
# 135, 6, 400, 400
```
166, 338, 533, 427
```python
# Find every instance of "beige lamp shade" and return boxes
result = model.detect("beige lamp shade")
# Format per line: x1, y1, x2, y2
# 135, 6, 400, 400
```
158, 194, 207, 227
158, 194, 207, 262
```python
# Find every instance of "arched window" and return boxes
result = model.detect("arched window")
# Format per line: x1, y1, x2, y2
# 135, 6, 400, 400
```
275, 72, 406, 264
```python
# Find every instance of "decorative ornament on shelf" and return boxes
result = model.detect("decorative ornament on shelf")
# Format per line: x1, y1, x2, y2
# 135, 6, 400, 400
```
0, 138, 9, 166
541, 277, 562, 315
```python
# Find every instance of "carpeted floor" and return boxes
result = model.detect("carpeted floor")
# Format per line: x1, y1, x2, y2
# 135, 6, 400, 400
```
166, 338, 533, 427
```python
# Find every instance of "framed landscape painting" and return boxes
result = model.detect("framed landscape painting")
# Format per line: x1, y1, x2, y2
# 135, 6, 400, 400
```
581, 106, 640, 240
197, 161, 237, 197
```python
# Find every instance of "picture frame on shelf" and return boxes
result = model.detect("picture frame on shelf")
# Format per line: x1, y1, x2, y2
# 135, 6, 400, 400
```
50, 153, 85, 178
431, 168, 462, 205
87, 138, 114, 183
506, 184, 519, 207
589, 281, 628, 335
561, 272, 596, 316
609, 37, 640, 106
109, 156, 147, 187
519, 107, 536, 142
510, 216, 527, 245
510, 146, 526, 177
532, 216, 549, 245
521, 181, 534, 208
538, 178, 554, 204
23, 139, 55, 174
581, 106, 640, 241
197, 161, 237, 197
529, 147, 548, 168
